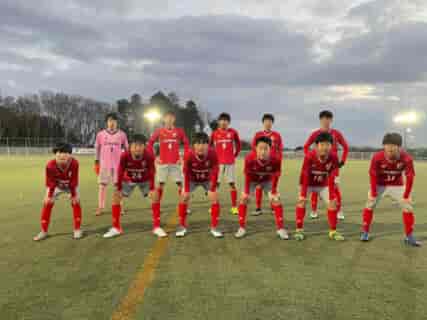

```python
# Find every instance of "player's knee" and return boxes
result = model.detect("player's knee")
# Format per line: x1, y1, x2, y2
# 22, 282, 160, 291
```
208, 192, 218, 202
240, 193, 249, 205
271, 198, 281, 206
328, 200, 337, 210
297, 200, 306, 208
112, 191, 122, 204
181, 193, 190, 203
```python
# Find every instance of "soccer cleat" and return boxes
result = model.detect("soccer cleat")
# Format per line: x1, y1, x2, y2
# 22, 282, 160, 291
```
276, 228, 289, 240
103, 227, 123, 238
337, 211, 345, 220
251, 208, 263, 216
152, 227, 167, 238
404, 234, 422, 247
234, 227, 247, 239
360, 232, 370, 242
95, 208, 103, 216
33, 231, 48, 241
210, 228, 224, 238
73, 229, 83, 240
294, 229, 305, 241
175, 226, 188, 237
309, 211, 319, 219
230, 207, 239, 215
329, 230, 345, 241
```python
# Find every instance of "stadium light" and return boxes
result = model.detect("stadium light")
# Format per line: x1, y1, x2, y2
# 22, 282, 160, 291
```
393, 111, 420, 149
144, 109, 162, 123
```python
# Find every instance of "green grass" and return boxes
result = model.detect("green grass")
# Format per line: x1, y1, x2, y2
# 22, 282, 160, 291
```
1, 155, 426, 320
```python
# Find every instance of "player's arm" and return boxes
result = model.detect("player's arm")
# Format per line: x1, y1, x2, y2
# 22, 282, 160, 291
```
116, 155, 126, 192
209, 132, 215, 147
94, 132, 101, 174
148, 153, 156, 191
369, 156, 378, 198
122, 133, 129, 151
69, 161, 79, 198
146, 129, 159, 155
303, 132, 316, 155
299, 156, 310, 198
337, 131, 349, 167
209, 153, 219, 192
45, 166, 57, 199
233, 130, 242, 158
181, 130, 190, 154
403, 157, 415, 199
182, 154, 191, 193
271, 159, 282, 195
243, 157, 251, 195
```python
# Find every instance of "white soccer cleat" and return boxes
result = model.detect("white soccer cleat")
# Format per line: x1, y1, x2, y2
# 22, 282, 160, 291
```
337, 211, 345, 220
310, 211, 319, 219
234, 227, 246, 239
73, 229, 83, 240
175, 226, 188, 237
153, 227, 167, 238
276, 228, 289, 240
103, 227, 123, 238
33, 231, 48, 241
210, 228, 223, 238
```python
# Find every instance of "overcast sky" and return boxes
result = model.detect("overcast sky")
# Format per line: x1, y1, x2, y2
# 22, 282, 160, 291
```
1, 0, 427, 146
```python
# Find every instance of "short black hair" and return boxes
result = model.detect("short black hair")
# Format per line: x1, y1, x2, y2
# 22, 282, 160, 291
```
262, 113, 275, 123
105, 112, 119, 122
382, 132, 402, 147
130, 134, 147, 145
255, 136, 272, 147
315, 132, 334, 144
52, 142, 73, 154
164, 110, 176, 117
319, 110, 334, 119
218, 112, 231, 122
192, 132, 210, 145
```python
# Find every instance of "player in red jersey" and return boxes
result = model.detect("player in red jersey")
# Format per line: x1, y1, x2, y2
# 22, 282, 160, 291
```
294, 132, 344, 241
304, 110, 349, 220
234, 136, 288, 240
210, 113, 241, 215
103, 134, 166, 238
147, 111, 190, 201
251, 113, 284, 216
360, 133, 420, 246
33, 143, 83, 241
176, 132, 222, 238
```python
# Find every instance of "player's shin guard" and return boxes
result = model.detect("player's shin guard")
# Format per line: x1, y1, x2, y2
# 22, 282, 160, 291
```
362, 208, 374, 232
211, 202, 220, 228
112, 204, 122, 230
230, 189, 238, 207
296, 206, 306, 229
403, 211, 415, 236
98, 185, 106, 209
327, 209, 338, 231
157, 187, 164, 202
238, 204, 248, 228
72, 203, 82, 230
255, 188, 263, 210
152, 202, 161, 229
272, 204, 284, 229
311, 192, 318, 212
178, 202, 188, 227
40, 202, 54, 232
335, 185, 342, 212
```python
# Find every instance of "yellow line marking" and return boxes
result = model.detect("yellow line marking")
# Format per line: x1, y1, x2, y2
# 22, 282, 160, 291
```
111, 211, 178, 320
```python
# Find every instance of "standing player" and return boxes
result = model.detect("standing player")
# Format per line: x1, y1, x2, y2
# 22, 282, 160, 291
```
251, 113, 284, 216
176, 132, 222, 238
147, 111, 190, 202
94, 113, 129, 216
304, 110, 348, 220
103, 135, 166, 238
294, 132, 344, 241
360, 133, 420, 246
210, 113, 241, 215
235, 136, 288, 240
33, 143, 83, 241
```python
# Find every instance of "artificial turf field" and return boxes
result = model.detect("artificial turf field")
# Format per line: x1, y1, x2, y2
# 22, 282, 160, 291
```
1, 155, 427, 320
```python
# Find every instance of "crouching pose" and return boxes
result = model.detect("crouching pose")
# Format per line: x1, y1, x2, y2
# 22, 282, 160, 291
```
103, 134, 166, 239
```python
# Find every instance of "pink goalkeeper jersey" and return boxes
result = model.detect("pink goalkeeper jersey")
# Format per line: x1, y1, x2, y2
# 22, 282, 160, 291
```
95, 129, 129, 170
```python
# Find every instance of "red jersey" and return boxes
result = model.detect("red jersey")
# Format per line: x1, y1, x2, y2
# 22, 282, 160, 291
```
243, 151, 282, 194
116, 150, 156, 191
369, 150, 415, 198
45, 158, 79, 197
183, 149, 219, 192
252, 130, 283, 159
304, 128, 349, 163
210, 128, 241, 164
147, 127, 190, 164
299, 150, 339, 199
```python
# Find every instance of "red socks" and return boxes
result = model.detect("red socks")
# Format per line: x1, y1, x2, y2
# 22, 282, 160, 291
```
40, 202, 54, 232
403, 211, 415, 236
112, 204, 122, 230
152, 202, 161, 229
238, 204, 248, 228
311, 192, 318, 211
211, 203, 220, 228
178, 202, 188, 227
230, 189, 238, 207
296, 207, 306, 229
255, 188, 263, 210
327, 209, 338, 231
362, 208, 373, 232
272, 204, 284, 229
72, 203, 82, 230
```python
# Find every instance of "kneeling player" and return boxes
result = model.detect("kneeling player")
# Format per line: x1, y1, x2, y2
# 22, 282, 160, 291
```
294, 132, 344, 241
360, 133, 421, 246
234, 136, 288, 240
176, 132, 222, 238
103, 135, 166, 238
33, 143, 83, 241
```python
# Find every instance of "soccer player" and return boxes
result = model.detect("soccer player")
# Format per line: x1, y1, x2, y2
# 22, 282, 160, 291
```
147, 111, 190, 201
94, 113, 129, 216
251, 113, 284, 216
210, 113, 241, 215
304, 110, 348, 220
294, 132, 344, 241
103, 134, 166, 238
235, 136, 288, 240
33, 143, 83, 241
176, 132, 222, 238
360, 133, 421, 246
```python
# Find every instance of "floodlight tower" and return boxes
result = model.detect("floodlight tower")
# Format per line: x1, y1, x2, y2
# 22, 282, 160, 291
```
393, 111, 418, 149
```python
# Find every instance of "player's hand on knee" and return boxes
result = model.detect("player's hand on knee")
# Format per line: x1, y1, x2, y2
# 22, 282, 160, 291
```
181, 192, 190, 202
240, 192, 249, 204
208, 191, 218, 202
70, 196, 80, 206
402, 197, 412, 204
328, 199, 337, 210
44, 196, 54, 205
148, 190, 157, 201
297, 196, 306, 207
